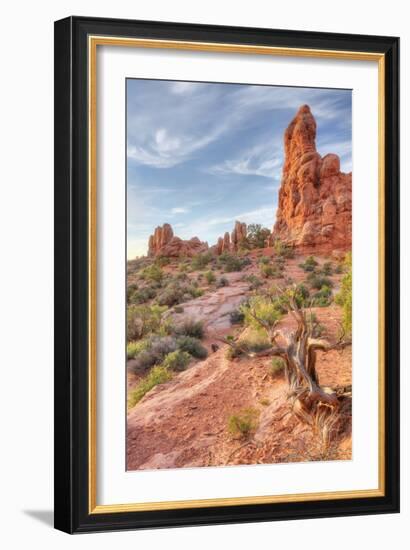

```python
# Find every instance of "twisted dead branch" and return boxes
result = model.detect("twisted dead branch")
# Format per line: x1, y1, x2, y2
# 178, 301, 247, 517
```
222, 285, 351, 450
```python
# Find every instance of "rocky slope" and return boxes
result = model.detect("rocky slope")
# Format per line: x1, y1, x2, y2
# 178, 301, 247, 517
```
272, 104, 352, 254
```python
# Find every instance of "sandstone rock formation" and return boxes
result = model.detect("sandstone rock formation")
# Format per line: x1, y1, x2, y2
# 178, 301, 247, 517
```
272, 104, 352, 254
231, 221, 247, 252
147, 223, 208, 258
214, 221, 247, 255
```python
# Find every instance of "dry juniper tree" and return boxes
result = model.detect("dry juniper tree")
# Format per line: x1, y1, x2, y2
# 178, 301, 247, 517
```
223, 285, 351, 451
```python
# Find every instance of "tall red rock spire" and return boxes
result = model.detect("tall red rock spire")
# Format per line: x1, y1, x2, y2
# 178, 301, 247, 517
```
272, 105, 352, 253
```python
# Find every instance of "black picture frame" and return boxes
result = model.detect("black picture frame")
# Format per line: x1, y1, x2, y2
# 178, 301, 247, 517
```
54, 15, 400, 534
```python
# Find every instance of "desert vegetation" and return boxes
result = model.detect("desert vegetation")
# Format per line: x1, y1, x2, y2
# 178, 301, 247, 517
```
127, 235, 352, 469
126, 104, 352, 471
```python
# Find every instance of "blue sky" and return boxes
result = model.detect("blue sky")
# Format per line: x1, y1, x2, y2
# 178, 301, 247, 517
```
127, 79, 352, 258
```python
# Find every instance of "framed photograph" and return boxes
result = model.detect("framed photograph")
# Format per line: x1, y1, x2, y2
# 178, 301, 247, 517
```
54, 16, 399, 533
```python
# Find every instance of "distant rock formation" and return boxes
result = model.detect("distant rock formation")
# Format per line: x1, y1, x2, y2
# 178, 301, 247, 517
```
231, 221, 247, 252
271, 104, 352, 254
147, 223, 208, 258
214, 221, 247, 255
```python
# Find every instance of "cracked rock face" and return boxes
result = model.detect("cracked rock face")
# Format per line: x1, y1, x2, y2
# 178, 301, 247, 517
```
272, 104, 352, 254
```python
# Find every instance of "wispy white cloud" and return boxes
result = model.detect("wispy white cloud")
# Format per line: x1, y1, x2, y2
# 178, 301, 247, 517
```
127, 126, 223, 168
208, 142, 283, 178
171, 207, 189, 214
170, 81, 205, 95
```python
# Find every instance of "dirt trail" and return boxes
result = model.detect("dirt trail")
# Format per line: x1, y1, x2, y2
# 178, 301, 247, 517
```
127, 271, 352, 470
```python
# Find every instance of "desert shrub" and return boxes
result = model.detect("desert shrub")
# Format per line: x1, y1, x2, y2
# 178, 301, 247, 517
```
306, 272, 334, 290
178, 262, 188, 273
155, 256, 170, 267
173, 305, 184, 314
127, 304, 168, 341
127, 283, 138, 303
259, 398, 270, 406
311, 285, 333, 307
216, 276, 229, 288
229, 308, 245, 325
161, 350, 191, 372
176, 336, 208, 359
225, 331, 271, 360
127, 339, 150, 360
129, 335, 178, 372
320, 261, 333, 276
129, 286, 157, 304
299, 255, 318, 272
172, 318, 204, 339
192, 289, 203, 298
241, 296, 282, 332
274, 239, 294, 259
259, 256, 271, 265
270, 357, 285, 377
157, 281, 201, 306
204, 270, 216, 284
140, 264, 164, 283
242, 224, 271, 250
174, 272, 189, 282
128, 366, 172, 409
335, 252, 352, 334
191, 252, 212, 270
217, 252, 249, 273
228, 408, 260, 438
244, 274, 263, 290
334, 263, 344, 274
260, 264, 275, 278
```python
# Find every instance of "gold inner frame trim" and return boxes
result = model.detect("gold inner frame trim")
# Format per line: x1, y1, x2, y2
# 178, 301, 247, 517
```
88, 35, 386, 514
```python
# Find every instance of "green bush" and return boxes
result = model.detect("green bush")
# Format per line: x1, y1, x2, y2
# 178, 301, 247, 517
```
229, 308, 245, 325
335, 252, 352, 334
127, 304, 168, 341
172, 318, 204, 339
127, 339, 150, 360
228, 408, 260, 438
140, 264, 164, 283
259, 256, 271, 265
176, 336, 208, 359
274, 239, 294, 258
155, 256, 171, 267
191, 252, 212, 270
320, 261, 333, 276
129, 286, 157, 304
216, 276, 229, 288
129, 336, 178, 372
127, 283, 138, 303
311, 285, 333, 307
204, 270, 216, 284
217, 252, 249, 273
241, 296, 282, 332
299, 255, 318, 272
161, 350, 191, 372
128, 366, 172, 409
244, 274, 263, 290
225, 332, 271, 359
157, 281, 202, 306
270, 357, 285, 376
241, 224, 271, 250
173, 305, 184, 314
306, 272, 334, 290
260, 264, 275, 278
